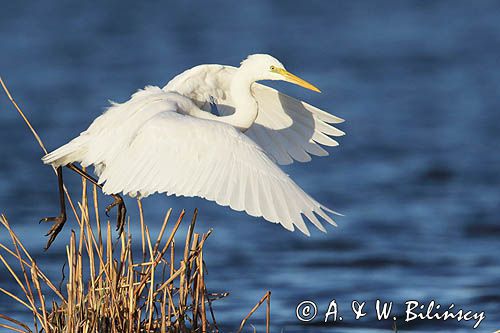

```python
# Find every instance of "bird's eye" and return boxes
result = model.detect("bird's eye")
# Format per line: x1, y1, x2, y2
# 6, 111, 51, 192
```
270, 65, 275, 71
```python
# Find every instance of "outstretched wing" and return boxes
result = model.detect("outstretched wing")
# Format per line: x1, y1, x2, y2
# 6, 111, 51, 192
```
97, 106, 337, 235
246, 84, 344, 165
164, 65, 345, 165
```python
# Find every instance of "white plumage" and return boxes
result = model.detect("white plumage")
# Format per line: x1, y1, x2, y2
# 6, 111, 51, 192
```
42, 54, 344, 235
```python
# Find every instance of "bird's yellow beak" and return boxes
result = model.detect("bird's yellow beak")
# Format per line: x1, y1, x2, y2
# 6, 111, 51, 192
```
274, 68, 321, 93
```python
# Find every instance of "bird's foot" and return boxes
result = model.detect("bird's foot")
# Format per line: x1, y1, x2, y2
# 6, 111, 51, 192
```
40, 214, 67, 250
105, 195, 127, 236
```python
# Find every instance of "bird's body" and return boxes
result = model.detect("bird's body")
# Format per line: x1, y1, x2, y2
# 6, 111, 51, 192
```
42, 54, 345, 235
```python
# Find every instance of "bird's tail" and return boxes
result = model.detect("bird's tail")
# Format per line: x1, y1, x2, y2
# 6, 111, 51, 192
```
42, 136, 88, 167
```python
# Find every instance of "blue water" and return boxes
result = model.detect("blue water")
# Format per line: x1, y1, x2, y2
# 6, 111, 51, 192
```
1, 1, 499, 331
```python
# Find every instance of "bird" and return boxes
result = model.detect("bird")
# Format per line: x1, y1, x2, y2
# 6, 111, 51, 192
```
40, 54, 345, 249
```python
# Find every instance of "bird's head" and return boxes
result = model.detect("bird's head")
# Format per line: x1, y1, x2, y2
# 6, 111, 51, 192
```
240, 54, 321, 93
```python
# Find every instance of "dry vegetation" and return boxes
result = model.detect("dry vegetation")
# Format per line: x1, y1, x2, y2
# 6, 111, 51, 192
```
0, 77, 271, 332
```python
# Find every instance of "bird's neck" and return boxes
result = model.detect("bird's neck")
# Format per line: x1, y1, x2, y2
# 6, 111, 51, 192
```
220, 69, 258, 132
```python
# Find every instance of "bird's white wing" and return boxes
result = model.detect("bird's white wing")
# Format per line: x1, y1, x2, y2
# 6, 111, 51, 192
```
97, 105, 337, 235
246, 84, 345, 165
165, 65, 345, 165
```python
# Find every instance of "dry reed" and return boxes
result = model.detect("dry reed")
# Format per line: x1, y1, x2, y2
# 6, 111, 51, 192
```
0, 178, 222, 332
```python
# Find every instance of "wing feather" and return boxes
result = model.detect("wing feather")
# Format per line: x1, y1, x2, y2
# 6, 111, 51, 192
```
99, 104, 335, 234
244, 84, 344, 164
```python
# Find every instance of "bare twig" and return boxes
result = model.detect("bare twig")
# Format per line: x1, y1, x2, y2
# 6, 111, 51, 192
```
237, 291, 271, 333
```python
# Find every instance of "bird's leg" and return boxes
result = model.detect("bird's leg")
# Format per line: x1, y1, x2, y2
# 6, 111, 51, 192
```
209, 96, 221, 116
67, 163, 127, 236
40, 166, 67, 250
105, 194, 127, 235
67, 163, 102, 188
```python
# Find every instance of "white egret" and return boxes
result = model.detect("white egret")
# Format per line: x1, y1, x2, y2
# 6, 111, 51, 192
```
41, 54, 345, 249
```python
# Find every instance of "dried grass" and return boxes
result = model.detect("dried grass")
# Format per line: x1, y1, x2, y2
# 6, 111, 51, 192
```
0, 179, 222, 332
